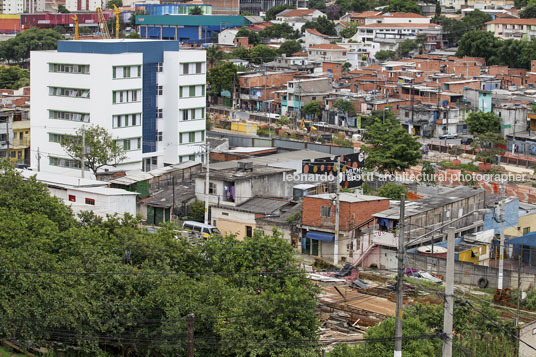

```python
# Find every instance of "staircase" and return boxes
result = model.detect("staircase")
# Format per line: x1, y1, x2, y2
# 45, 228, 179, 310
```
352, 243, 377, 267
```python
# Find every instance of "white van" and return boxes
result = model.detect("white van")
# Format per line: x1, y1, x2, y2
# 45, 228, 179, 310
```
182, 221, 221, 238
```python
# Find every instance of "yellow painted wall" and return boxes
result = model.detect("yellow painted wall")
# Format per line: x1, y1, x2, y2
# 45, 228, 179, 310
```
0, 14, 20, 19
231, 121, 257, 135
458, 245, 486, 265
505, 213, 536, 237
216, 218, 255, 241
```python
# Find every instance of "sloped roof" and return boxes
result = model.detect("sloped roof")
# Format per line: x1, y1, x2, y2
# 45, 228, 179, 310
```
487, 18, 536, 25
308, 43, 346, 50
359, 22, 440, 28
277, 8, 317, 17
305, 28, 329, 37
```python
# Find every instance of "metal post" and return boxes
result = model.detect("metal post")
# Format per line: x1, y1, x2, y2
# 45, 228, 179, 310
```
512, 108, 517, 155
204, 142, 210, 225
81, 125, 85, 179
394, 193, 405, 357
498, 184, 505, 290
333, 156, 340, 266
442, 227, 455, 357
37, 147, 41, 172
187, 313, 195, 357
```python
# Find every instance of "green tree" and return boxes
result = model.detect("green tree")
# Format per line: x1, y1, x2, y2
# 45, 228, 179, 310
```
0, 28, 63, 63
387, 0, 422, 13
106, 0, 122, 8
240, 10, 254, 15
302, 16, 337, 36
521, 4, 536, 17
435, 2, 441, 16
397, 39, 418, 58
188, 200, 205, 221
456, 30, 499, 61
494, 38, 529, 69
207, 62, 238, 97
466, 111, 501, 135
249, 44, 277, 64
334, 99, 356, 117
57, 4, 69, 12
340, 22, 358, 38
207, 46, 224, 66
231, 46, 250, 60
302, 101, 323, 119
60, 125, 127, 176
265, 4, 295, 21
277, 40, 302, 56
0, 66, 29, 89
189, 5, 203, 15
308, 0, 327, 10
260, 23, 300, 40
342, 62, 352, 72
375, 50, 397, 61
236, 28, 261, 46
376, 182, 408, 200
472, 132, 506, 163
462, 9, 493, 28
362, 118, 422, 174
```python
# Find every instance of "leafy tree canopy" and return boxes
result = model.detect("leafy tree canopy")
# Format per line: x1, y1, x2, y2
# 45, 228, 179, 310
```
0, 162, 320, 356
334, 99, 356, 116
386, 0, 422, 14
308, 0, 327, 10
376, 182, 408, 200
265, 4, 295, 20
466, 111, 501, 135
397, 39, 418, 58
260, 23, 301, 40
57, 4, 69, 12
249, 44, 277, 64
302, 16, 337, 36
0, 28, 63, 63
60, 125, 127, 176
106, 0, 122, 8
277, 40, 302, 56
236, 28, 261, 45
375, 50, 397, 61
0, 66, 29, 89
521, 5, 536, 18
362, 118, 422, 174
189, 5, 203, 15
340, 22, 358, 38
302, 101, 323, 118
207, 62, 238, 96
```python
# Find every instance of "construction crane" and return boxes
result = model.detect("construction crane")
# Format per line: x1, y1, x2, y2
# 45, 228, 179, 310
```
96, 7, 111, 39
113, 4, 121, 39
71, 14, 79, 40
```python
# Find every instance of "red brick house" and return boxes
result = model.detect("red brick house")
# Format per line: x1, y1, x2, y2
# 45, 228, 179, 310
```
301, 193, 390, 265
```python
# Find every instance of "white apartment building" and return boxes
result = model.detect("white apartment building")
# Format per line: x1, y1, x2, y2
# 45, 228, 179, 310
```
65, 0, 103, 11
1, 0, 44, 13
30, 39, 206, 178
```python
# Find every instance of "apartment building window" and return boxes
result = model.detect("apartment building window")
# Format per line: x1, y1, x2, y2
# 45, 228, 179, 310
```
157, 62, 163, 72
49, 156, 81, 169
209, 182, 216, 194
180, 108, 205, 121
113, 113, 141, 128
85, 198, 95, 205
49, 110, 90, 123
180, 62, 206, 75
112, 89, 141, 104
49, 63, 89, 74
116, 137, 142, 151
523, 227, 531, 235
113, 65, 141, 79
156, 131, 163, 141
68, 195, 76, 202
49, 87, 90, 98
179, 130, 205, 144
321, 206, 332, 218
49, 133, 69, 143
156, 108, 163, 118
246, 226, 253, 237
156, 85, 163, 95
179, 85, 205, 98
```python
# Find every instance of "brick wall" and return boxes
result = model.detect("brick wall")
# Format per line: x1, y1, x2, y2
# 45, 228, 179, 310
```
302, 196, 389, 231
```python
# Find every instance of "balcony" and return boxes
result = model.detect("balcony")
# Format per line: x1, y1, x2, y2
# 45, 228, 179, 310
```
11, 120, 29, 131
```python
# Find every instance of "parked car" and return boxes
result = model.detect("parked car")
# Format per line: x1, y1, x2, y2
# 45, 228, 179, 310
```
439, 133, 458, 139
460, 137, 473, 145
315, 121, 328, 127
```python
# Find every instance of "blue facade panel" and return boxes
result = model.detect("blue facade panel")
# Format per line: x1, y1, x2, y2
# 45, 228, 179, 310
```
484, 198, 519, 235
57, 40, 180, 64
143, 63, 157, 154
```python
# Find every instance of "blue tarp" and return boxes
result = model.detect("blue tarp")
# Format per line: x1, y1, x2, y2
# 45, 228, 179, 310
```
305, 231, 334, 242
505, 232, 536, 247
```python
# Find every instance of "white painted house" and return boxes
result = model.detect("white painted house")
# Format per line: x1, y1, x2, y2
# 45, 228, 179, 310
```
30, 39, 206, 178
218, 28, 239, 46
19, 169, 137, 217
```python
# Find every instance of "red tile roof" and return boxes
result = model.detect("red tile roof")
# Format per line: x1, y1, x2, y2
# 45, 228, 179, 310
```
359, 23, 440, 28
308, 44, 346, 50
347, 11, 382, 18
376, 12, 428, 18
487, 18, 536, 25
292, 51, 308, 57
278, 9, 317, 17
305, 28, 329, 37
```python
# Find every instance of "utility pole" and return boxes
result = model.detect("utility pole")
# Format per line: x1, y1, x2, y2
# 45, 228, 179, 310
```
81, 125, 85, 179
333, 156, 341, 266
36, 147, 41, 172
442, 226, 455, 357
394, 193, 405, 357
5, 113, 9, 160
187, 313, 195, 357
516, 247, 522, 357
498, 183, 505, 290
512, 108, 517, 155
204, 142, 210, 225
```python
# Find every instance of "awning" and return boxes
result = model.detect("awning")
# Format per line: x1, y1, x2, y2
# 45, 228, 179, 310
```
306, 231, 334, 242
506, 232, 536, 248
